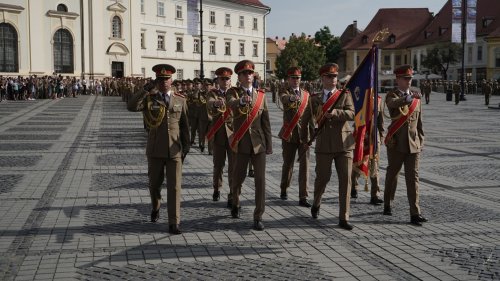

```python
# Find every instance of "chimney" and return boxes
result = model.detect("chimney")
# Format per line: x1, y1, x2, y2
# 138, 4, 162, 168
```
275, 36, 278, 40
353, 20, 358, 36
282, 37, 285, 40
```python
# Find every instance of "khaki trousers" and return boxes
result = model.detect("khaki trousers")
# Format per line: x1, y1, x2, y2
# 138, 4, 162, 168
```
313, 151, 353, 221
231, 152, 266, 221
384, 148, 420, 216
280, 140, 310, 200
148, 157, 182, 224
213, 141, 234, 199
351, 157, 380, 198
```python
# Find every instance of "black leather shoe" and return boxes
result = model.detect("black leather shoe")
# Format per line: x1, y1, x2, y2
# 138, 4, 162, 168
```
412, 214, 428, 223
370, 197, 384, 205
200, 146, 205, 152
339, 220, 354, 230
151, 210, 159, 222
248, 169, 254, 177
231, 206, 240, 218
311, 205, 320, 219
280, 191, 288, 200
212, 190, 220, 201
253, 220, 264, 231
351, 189, 358, 199
410, 216, 423, 226
299, 199, 312, 208
168, 224, 182, 234
383, 206, 392, 216
227, 199, 233, 208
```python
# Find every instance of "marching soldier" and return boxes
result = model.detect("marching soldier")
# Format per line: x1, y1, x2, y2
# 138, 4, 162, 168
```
483, 80, 492, 106
423, 80, 431, 104
383, 65, 427, 226
127, 64, 190, 235
226, 60, 273, 231
278, 67, 314, 207
206, 67, 235, 207
300, 63, 355, 230
189, 78, 202, 145
453, 80, 461, 105
197, 79, 213, 153
351, 95, 385, 205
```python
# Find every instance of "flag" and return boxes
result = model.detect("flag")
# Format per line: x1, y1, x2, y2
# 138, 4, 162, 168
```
346, 45, 378, 177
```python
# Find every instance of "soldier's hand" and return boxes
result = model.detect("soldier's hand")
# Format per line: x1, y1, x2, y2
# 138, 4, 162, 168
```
289, 95, 297, 102
412, 92, 422, 99
324, 111, 334, 119
240, 95, 252, 105
214, 99, 225, 108
266, 148, 273, 154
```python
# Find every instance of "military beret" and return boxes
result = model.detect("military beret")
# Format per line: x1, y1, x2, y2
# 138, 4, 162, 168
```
319, 63, 339, 76
394, 64, 413, 78
152, 64, 176, 78
234, 60, 255, 74
215, 67, 233, 78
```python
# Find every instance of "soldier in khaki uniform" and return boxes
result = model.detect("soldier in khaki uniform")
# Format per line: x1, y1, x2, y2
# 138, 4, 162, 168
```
423, 80, 431, 104
189, 79, 202, 145
383, 65, 427, 226
483, 80, 492, 105
127, 64, 190, 235
197, 79, 212, 153
300, 63, 355, 230
206, 67, 235, 207
278, 67, 314, 207
226, 60, 273, 231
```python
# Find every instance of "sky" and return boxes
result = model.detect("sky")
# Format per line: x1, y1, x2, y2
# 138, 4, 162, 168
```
264, 0, 448, 38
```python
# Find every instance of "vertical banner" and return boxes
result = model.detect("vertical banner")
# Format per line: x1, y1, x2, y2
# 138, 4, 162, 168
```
451, 0, 462, 43
187, 0, 199, 36
466, 0, 476, 43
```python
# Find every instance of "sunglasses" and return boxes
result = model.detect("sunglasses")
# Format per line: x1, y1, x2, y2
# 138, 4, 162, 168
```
219, 77, 230, 81
290, 76, 301, 79
240, 70, 254, 75
323, 74, 338, 78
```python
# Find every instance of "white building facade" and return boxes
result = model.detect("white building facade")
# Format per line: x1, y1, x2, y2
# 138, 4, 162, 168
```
0, 0, 270, 80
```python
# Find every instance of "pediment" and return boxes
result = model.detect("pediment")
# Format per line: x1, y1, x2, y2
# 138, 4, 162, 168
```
107, 43, 129, 55
107, 2, 127, 13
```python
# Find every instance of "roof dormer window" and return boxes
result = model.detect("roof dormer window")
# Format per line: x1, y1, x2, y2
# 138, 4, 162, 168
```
388, 34, 395, 43
439, 27, 448, 36
482, 18, 494, 28
361, 35, 368, 44
424, 31, 433, 39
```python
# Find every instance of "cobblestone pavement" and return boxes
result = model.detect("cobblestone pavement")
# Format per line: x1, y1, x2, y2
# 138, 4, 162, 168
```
0, 93, 499, 280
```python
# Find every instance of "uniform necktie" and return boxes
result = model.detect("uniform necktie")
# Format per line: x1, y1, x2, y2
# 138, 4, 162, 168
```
295, 89, 300, 97
247, 89, 251, 96
163, 93, 170, 106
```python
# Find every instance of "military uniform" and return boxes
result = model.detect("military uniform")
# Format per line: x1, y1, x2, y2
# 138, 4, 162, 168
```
300, 63, 355, 230
127, 64, 190, 234
383, 65, 427, 226
278, 67, 314, 207
227, 60, 272, 231
207, 67, 235, 206
483, 81, 492, 105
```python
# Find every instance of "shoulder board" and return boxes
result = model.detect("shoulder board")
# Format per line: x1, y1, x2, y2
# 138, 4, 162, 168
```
257, 89, 265, 94
173, 92, 186, 98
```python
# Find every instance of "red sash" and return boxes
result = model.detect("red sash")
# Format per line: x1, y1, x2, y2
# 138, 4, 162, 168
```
316, 89, 342, 124
230, 90, 265, 149
206, 108, 232, 141
281, 91, 309, 141
384, 98, 419, 145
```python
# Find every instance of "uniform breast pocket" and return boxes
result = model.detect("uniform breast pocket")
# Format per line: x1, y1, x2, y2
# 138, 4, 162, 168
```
171, 104, 182, 119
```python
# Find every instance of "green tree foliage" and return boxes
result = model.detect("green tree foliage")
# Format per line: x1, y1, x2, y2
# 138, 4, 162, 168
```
421, 43, 461, 79
275, 33, 325, 81
314, 26, 342, 63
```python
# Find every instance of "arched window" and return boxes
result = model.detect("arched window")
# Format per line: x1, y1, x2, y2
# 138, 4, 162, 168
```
57, 4, 68, 12
0, 23, 18, 72
112, 16, 121, 38
53, 29, 74, 73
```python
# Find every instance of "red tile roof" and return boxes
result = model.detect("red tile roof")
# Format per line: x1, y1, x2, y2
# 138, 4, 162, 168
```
223, 0, 270, 9
344, 8, 434, 50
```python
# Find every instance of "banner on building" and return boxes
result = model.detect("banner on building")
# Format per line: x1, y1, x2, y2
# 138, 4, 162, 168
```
451, 0, 462, 43
466, 0, 476, 43
187, 0, 199, 36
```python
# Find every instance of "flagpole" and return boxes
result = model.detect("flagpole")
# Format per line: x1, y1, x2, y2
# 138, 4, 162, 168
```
199, 0, 205, 80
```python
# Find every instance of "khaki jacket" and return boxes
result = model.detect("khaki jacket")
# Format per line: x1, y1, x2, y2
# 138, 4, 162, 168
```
278, 87, 315, 144
206, 88, 233, 146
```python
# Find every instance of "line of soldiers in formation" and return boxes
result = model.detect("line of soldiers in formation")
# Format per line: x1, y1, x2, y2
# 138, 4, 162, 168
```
127, 60, 428, 235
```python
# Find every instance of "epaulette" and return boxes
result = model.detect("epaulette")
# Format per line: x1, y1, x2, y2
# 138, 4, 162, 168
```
258, 88, 266, 94
174, 92, 186, 98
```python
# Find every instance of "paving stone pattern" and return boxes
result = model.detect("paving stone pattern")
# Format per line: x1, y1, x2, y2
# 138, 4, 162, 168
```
0, 93, 499, 280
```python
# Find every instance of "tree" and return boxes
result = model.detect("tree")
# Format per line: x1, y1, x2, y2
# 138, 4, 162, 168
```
314, 26, 342, 63
421, 43, 461, 79
275, 33, 325, 81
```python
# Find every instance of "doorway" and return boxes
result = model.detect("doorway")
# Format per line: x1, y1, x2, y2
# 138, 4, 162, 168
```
111, 61, 124, 78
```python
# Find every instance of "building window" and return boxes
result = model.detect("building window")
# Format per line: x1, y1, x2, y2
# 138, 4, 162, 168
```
439, 27, 448, 36
57, 4, 68, 12
388, 34, 395, 43
404, 54, 408, 64
0, 23, 19, 72
384, 55, 390, 65
112, 16, 122, 38
477, 46, 483, 61
194, 70, 200, 78
157, 1, 164, 16
193, 38, 200, 53
225, 14, 230, 26
157, 34, 165, 50
253, 18, 258, 30
177, 69, 184, 80
495, 48, 500, 67
210, 71, 216, 78
468, 46, 473, 63
266, 60, 270, 71
361, 35, 367, 44
176, 37, 183, 52
176, 5, 182, 19
141, 32, 145, 49
395, 55, 401, 66
53, 28, 74, 73
239, 42, 245, 56
253, 43, 258, 57
210, 11, 215, 24
225, 41, 231, 55
356, 56, 359, 66
141, 0, 145, 13
209, 40, 216, 54
483, 18, 493, 28
239, 16, 244, 28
